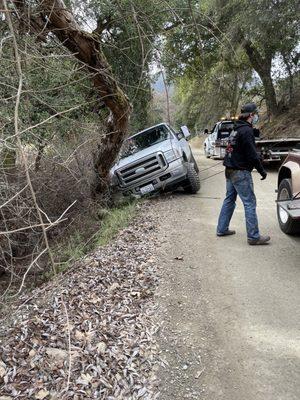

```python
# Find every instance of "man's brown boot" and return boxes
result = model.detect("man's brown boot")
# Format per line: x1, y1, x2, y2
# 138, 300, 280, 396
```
217, 230, 236, 237
248, 235, 270, 245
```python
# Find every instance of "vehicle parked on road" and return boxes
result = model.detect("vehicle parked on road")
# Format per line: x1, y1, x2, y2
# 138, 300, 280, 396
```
110, 123, 200, 196
204, 120, 235, 159
277, 151, 300, 234
204, 119, 300, 164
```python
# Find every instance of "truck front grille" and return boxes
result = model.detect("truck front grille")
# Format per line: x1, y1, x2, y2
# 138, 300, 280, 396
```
116, 153, 167, 187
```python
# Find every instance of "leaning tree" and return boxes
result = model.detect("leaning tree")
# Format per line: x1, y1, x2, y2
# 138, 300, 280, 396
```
5, 0, 132, 196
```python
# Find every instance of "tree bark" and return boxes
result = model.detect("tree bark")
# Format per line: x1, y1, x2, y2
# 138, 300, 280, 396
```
259, 72, 279, 116
16, 0, 131, 197
244, 41, 279, 117
282, 53, 294, 106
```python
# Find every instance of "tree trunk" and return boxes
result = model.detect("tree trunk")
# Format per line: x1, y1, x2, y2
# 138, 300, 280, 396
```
17, 0, 131, 197
282, 53, 294, 106
259, 72, 279, 116
244, 42, 280, 117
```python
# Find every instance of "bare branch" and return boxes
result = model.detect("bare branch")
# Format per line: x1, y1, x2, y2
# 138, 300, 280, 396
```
3, 0, 56, 274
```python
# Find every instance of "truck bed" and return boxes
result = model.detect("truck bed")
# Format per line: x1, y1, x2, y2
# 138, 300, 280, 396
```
256, 138, 300, 162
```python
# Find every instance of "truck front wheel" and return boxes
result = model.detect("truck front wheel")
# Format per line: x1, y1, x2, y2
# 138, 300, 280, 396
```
277, 178, 300, 234
191, 154, 199, 173
183, 162, 200, 194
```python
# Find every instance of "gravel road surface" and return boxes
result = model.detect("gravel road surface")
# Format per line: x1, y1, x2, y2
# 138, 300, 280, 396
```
156, 148, 300, 400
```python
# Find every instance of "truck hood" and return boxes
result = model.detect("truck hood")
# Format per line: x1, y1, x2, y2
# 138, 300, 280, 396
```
110, 139, 173, 174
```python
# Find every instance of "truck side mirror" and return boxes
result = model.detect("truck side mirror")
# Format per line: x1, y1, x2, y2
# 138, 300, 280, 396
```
204, 129, 209, 134
180, 125, 191, 140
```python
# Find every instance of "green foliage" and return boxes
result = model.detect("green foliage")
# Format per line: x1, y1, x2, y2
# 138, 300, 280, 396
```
214, 0, 299, 57
0, 35, 99, 155
2, 0, 299, 149
95, 200, 137, 246
164, 0, 299, 124
56, 231, 86, 269
208, 0, 300, 113
88, 0, 167, 131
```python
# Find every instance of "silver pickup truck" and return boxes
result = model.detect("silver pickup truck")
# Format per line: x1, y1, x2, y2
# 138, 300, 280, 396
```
110, 123, 200, 196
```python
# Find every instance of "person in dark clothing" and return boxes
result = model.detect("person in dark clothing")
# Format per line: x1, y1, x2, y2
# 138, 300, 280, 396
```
217, 103, 270, 245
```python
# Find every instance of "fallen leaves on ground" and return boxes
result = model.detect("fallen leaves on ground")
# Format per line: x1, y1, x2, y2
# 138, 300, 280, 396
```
0, 203, 160, 399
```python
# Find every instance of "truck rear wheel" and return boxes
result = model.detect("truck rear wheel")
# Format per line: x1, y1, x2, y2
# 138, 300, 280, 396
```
183, 163, 200, 194
277, 178, 300, 234
204, 144, 210, 158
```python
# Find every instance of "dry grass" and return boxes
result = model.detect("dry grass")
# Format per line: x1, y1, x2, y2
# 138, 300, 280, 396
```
0, 127, 134, 297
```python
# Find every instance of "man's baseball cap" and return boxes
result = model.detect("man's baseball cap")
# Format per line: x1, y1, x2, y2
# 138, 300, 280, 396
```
241, 102, 258, 114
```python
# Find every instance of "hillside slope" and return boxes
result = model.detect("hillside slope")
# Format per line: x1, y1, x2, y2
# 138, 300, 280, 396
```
261, 104, 300, 139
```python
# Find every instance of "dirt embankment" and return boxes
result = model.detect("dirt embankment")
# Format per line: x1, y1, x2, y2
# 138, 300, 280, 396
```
261, 104, 300, 139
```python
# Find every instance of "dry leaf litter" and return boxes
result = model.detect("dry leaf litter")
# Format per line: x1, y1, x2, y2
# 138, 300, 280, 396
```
0, 203, 161, 399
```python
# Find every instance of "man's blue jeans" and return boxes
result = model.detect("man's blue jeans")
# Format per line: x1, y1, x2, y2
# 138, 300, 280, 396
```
217, 169, 260, 240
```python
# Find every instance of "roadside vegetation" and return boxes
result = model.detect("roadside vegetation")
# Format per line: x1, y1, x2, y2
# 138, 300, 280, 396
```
0, 0, 299, 298
0, 1, 299, 399
165, 1, 299, 130
48, 200, 138, 277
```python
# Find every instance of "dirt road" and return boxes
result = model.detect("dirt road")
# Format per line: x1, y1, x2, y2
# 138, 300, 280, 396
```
155, 148, 300, 400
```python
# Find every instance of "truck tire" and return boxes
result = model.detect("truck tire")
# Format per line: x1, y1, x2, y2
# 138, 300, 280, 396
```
277, 179, 300, 234
204, 144, 210, 158
191, 154, 199, 173
183, 162, 200, 194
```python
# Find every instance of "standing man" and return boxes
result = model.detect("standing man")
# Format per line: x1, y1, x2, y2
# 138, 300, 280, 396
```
216, 103, 270, 245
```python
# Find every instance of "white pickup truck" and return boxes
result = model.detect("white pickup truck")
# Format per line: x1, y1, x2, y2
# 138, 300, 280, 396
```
110, 123, 200, 196
204, 120, 234, 159
204, 119, 300, 163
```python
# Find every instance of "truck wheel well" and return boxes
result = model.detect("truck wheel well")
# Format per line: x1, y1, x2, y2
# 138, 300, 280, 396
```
278, 166, 291, 187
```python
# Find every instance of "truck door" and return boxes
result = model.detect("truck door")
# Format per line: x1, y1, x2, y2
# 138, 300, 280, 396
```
168, 125, 192, 161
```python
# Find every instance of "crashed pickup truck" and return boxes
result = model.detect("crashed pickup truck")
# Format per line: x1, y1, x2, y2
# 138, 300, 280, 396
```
110, 123, 200, 196
277, 151, 300, 234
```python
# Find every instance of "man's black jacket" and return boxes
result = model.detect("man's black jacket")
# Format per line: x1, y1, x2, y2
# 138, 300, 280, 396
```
223, 120, 265, 175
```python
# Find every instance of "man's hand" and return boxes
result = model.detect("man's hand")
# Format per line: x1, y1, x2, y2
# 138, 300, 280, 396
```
260, 171, 267, 180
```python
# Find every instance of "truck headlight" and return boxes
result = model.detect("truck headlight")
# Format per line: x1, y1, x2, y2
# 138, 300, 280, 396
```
109, 171, 119, 186
164, 149, 181, 163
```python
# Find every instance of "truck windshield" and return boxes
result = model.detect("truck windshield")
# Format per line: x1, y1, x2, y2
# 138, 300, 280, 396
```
120, 125, 170, 159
